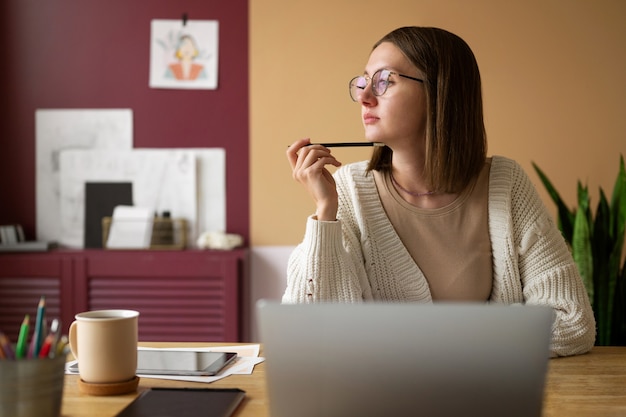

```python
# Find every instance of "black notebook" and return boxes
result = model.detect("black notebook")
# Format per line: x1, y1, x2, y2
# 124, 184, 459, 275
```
115, 388, 246, 417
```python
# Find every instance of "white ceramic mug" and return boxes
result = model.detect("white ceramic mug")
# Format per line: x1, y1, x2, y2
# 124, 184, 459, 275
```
68, 309, 139, 384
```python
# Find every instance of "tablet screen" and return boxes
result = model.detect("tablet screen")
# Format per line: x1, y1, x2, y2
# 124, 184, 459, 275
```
136, 350, 237, 376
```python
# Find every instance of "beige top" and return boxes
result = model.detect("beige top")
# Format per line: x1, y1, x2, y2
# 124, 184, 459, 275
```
374, 160, 493, 301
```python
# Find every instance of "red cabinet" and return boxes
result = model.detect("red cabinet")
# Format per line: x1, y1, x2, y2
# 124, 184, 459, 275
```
0, 249, 247, 343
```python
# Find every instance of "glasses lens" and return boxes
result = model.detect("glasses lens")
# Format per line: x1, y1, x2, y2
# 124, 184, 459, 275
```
349, 76, 367, 101
372, 69, 391, 96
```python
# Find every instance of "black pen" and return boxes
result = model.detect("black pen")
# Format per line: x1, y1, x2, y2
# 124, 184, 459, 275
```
312, 142, 384, 148
287, 142, 385, 148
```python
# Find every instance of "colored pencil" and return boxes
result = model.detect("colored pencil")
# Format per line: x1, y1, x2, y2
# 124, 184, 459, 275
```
32, 296, 46, 357
0, 332, 15, 360
39, 318, 60, 358
15, 314, 30, 359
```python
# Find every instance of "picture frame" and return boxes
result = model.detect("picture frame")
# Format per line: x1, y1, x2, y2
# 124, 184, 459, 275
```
149, 19, 219, 90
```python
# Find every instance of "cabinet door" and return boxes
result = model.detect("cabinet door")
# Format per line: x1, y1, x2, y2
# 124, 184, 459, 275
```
74, 251, 244, 342
0, 254, 74, 341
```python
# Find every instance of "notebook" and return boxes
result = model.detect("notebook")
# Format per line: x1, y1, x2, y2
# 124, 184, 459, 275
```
257, 301, 554, 417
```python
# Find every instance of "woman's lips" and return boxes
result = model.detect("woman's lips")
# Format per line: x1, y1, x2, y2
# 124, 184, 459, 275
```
363, 113, 379, 124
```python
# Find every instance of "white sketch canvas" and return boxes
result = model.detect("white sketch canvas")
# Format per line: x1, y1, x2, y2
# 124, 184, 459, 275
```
150, 19, 219, 90
185, 148, 226, 237
106, 206, 154, 249
59, 149, 197, 248
35, 109, 133, 243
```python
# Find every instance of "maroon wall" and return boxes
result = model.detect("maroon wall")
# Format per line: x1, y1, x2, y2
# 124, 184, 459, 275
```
0, 0, 249, 243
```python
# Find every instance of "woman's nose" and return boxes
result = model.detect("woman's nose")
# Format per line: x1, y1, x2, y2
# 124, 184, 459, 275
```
358, 83, 377, 106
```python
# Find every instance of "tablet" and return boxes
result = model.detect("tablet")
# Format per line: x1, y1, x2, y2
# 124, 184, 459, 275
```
116, 388, 245, 417
136, 350, 238, 376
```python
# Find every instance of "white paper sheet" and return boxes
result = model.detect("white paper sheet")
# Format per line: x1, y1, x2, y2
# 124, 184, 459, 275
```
106, 206, 154, 249
65, 344, 265, 384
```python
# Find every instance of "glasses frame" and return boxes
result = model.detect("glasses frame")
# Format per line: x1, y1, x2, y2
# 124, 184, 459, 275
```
349, 69, 424, 102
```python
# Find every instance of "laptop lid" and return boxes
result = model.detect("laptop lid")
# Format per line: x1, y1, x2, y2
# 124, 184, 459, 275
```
257, 301, 553, 417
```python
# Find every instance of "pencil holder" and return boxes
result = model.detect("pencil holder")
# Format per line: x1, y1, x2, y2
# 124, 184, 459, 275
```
0, 354, 67, 417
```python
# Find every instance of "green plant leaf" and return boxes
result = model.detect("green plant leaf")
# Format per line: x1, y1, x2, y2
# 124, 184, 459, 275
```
613, 257, 626, 345
608, 155, 626, 344
532, 162, 575, 243
572, 204, 593, 307
531, 156, 626, 345
593, 190, 611, 258
610, 154, 626, 259
593, 192, 613, 345
577, 181, 591, 222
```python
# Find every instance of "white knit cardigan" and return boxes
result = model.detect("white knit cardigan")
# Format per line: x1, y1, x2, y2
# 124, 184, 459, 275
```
283, 156, 596, 357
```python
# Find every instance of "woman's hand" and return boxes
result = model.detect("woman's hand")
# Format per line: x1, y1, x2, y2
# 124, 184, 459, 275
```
286, 138, 342, 221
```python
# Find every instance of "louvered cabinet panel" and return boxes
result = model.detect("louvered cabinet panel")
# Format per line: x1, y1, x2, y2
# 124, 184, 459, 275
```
0, 255, 74, 340
75, 250, 246, 342
0, 250, 247, 342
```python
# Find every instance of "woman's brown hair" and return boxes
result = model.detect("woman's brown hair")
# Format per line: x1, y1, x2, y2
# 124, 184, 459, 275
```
367, 27, 487, 193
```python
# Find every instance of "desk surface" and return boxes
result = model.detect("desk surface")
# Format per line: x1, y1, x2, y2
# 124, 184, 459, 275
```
62, 344, 626, 417
61, 343, 266, 417
542, 346, 626, 417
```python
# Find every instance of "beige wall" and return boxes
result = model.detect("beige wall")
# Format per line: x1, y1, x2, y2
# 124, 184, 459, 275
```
250, 0, 626, 246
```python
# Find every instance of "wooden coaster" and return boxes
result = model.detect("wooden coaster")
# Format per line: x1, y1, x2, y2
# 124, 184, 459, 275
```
78, 376, 140, 396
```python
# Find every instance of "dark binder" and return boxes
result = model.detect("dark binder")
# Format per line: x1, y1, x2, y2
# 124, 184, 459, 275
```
115, 388, 246, 417
84, 182, 133, 248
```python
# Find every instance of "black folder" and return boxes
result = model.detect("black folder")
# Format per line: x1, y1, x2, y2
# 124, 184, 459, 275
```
115, 388, 245, 417
84, 182, 133, 248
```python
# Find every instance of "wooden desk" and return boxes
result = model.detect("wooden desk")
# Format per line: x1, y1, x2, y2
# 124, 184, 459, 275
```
61, 343, 267, 417
61, 344, 626, 417
542, 346, 626, 417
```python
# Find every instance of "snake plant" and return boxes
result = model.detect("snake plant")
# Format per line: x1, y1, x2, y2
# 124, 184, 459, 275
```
532, 155, 626, 345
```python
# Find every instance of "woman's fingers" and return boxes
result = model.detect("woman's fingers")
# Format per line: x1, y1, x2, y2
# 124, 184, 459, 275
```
286, 138, 312, 170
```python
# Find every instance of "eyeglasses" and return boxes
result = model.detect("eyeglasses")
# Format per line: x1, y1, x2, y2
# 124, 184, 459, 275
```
349, 69, 423, 102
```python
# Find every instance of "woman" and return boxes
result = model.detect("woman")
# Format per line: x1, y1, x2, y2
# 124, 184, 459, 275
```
284, 26, 595, 357
165, 35, 206, 81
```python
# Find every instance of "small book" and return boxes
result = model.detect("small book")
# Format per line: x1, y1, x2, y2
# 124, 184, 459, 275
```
115, 388, 245, 417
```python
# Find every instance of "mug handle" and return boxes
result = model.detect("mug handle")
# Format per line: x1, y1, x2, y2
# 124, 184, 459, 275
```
68, 320, 79, 360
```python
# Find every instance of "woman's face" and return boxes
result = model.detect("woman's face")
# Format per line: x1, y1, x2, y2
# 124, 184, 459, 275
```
178, 37, 196, 60
358, 42, 427, 149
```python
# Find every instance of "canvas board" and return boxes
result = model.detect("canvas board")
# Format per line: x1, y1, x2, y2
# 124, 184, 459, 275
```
59, 149, 197, 248
35, 109, 133, 243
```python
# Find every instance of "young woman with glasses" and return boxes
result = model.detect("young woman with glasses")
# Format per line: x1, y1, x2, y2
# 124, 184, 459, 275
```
284, 26, 595, 357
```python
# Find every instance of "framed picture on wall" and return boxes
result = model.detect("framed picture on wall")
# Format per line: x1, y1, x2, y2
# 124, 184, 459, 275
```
149, 19, 219, 90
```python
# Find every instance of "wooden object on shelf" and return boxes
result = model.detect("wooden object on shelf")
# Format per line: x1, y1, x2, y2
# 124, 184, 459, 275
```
101, 217, 188, 250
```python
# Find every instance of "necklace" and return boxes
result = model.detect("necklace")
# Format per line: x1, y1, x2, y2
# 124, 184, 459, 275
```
390, 172, 437, 197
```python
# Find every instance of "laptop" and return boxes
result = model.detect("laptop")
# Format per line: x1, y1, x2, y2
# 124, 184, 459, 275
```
257, 301, 554, 417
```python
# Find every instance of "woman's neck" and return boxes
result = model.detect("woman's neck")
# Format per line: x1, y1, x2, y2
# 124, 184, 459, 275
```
389, 150, 458, 209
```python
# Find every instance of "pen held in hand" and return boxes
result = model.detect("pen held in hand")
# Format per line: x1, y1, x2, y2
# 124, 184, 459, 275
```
311, 142, 385, 148
289, 142, 385, 148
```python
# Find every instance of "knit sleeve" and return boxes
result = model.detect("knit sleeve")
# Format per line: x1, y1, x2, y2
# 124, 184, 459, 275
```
506, 158, 596, 356
282, 164, 373, 304
282, 215, 368, 303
